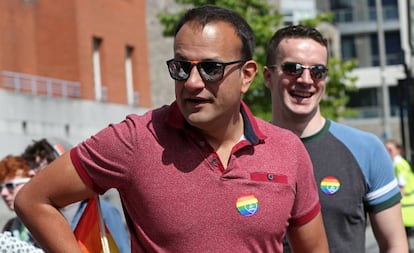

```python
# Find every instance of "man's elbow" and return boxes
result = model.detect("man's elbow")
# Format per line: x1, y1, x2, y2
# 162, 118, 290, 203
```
14, 185, 32, 221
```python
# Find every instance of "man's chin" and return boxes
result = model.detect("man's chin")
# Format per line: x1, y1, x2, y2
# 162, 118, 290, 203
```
288, 104, 312, 114
187, 114, 214, 129
288, 107, 316, 118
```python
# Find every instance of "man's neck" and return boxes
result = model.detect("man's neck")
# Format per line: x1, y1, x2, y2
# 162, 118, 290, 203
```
200, 113, 244, 170
202, 112, 244, 149
272, 113, 326, 138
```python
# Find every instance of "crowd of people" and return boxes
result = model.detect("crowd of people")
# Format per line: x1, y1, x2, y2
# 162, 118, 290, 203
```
0, 4, 413, 253
0, 138, 130, 252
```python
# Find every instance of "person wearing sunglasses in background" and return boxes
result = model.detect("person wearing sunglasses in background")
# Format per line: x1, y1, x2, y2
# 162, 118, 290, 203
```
264, 25, 408, 252
0, 155, 38, 248
14, 5, 328, 253
21, 138, 131, 253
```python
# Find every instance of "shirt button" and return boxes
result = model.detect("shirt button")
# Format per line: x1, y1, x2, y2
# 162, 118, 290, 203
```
267, 174, 274, 180
211, 157, 218, 165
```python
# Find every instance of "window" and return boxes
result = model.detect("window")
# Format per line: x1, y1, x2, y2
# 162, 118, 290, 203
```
370, 32, 402, 66
331, 0, 353, 10
341, 35, 356, 61
346, 86, 400, 118
368, 0, 398, 21
331, 0, 354, 23
125, 46, 135, 105
346, 87, 380, 118
92, 37, 103, 101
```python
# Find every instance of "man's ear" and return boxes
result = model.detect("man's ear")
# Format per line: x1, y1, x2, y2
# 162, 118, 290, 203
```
263, 66, 273, 90
241, 60, 258, 94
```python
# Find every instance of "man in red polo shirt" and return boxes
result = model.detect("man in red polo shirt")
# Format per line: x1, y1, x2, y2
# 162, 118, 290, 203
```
15, 5, 328, 252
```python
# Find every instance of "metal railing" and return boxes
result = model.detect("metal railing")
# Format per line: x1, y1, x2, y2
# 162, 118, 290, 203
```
1, 70, 141, 106
1, 70, 81, 98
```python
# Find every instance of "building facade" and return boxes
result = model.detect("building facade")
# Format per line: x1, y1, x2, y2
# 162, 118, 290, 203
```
0, 0, 152, 157
319, 0, 409, 147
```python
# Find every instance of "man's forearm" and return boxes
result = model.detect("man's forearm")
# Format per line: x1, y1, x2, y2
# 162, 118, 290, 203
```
15, 200, 82, 252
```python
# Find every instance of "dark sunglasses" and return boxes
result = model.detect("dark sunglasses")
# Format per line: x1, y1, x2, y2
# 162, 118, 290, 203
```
269, 62, 328, 79
0, 178, 30, 193
166, 59, 247, 83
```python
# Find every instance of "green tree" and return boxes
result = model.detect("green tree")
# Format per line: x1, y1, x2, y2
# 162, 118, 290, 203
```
158, 1, 358, 121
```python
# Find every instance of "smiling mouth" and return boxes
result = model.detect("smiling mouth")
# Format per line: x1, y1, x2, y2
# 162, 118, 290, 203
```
290, 91, 313, 98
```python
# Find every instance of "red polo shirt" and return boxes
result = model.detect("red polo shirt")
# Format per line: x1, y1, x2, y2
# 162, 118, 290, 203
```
71, 100, 320, 253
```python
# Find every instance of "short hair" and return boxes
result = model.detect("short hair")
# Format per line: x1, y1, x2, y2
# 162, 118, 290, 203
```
22, 138, 72, 170
385, 139, 405, 156
174, 4, 255, 60
265, 25, 328, 66
0, 155, 30, 182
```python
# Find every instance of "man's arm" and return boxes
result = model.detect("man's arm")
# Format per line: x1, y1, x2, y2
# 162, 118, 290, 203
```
286, 212, 329, 253
369, 203, 408, 253
15, 152, 95, 253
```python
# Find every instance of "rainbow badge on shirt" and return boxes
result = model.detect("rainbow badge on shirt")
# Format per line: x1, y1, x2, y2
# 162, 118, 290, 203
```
236, 194, 258, 216
320, 176, 340, 195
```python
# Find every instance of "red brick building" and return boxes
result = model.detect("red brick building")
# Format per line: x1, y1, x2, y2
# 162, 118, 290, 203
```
0, 0, 151, 107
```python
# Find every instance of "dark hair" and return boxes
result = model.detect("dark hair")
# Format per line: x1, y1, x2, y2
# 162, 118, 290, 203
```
22, 139, 57, 170
265, 25, 328, 66
22, 138, 72, 170
385, 139, 405, 157
174, 5, 255, 60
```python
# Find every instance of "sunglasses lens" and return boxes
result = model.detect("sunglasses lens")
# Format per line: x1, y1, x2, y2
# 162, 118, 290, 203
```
0, 183, 14, 192
282, 63, 301, 76
282, 63, 327, 79
6, 183, 14, 192
167, 60, 191, 81
198, 62, 224, 82
310, 65, 327, 79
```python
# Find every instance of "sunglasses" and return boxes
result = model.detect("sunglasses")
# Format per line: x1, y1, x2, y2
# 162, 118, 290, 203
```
269, 62, 328, 79
166, 59, 247, 83
0, 178, 30, 193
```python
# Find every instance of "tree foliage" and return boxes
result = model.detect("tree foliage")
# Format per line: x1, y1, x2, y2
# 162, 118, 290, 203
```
158, 0, 358, 121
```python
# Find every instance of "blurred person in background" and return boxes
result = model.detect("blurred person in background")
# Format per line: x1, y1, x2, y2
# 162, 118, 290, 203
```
0, 231, 44, 252
385, 139, 414, 245
22, 138, 130, 253
0, 155, 36, 246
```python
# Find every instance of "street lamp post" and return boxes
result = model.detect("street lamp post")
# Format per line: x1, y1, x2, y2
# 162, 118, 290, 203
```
376, 0, 392, 140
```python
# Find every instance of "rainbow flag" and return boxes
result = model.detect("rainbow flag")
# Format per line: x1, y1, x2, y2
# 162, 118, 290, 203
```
74, 196, 120, 253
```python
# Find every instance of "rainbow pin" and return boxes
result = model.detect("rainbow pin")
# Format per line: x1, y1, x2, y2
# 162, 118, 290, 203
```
236, 194, 258, 216
320, 176, 340, 195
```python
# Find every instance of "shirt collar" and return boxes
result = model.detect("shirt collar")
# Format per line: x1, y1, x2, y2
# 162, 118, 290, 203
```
166, 100, 266, 145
